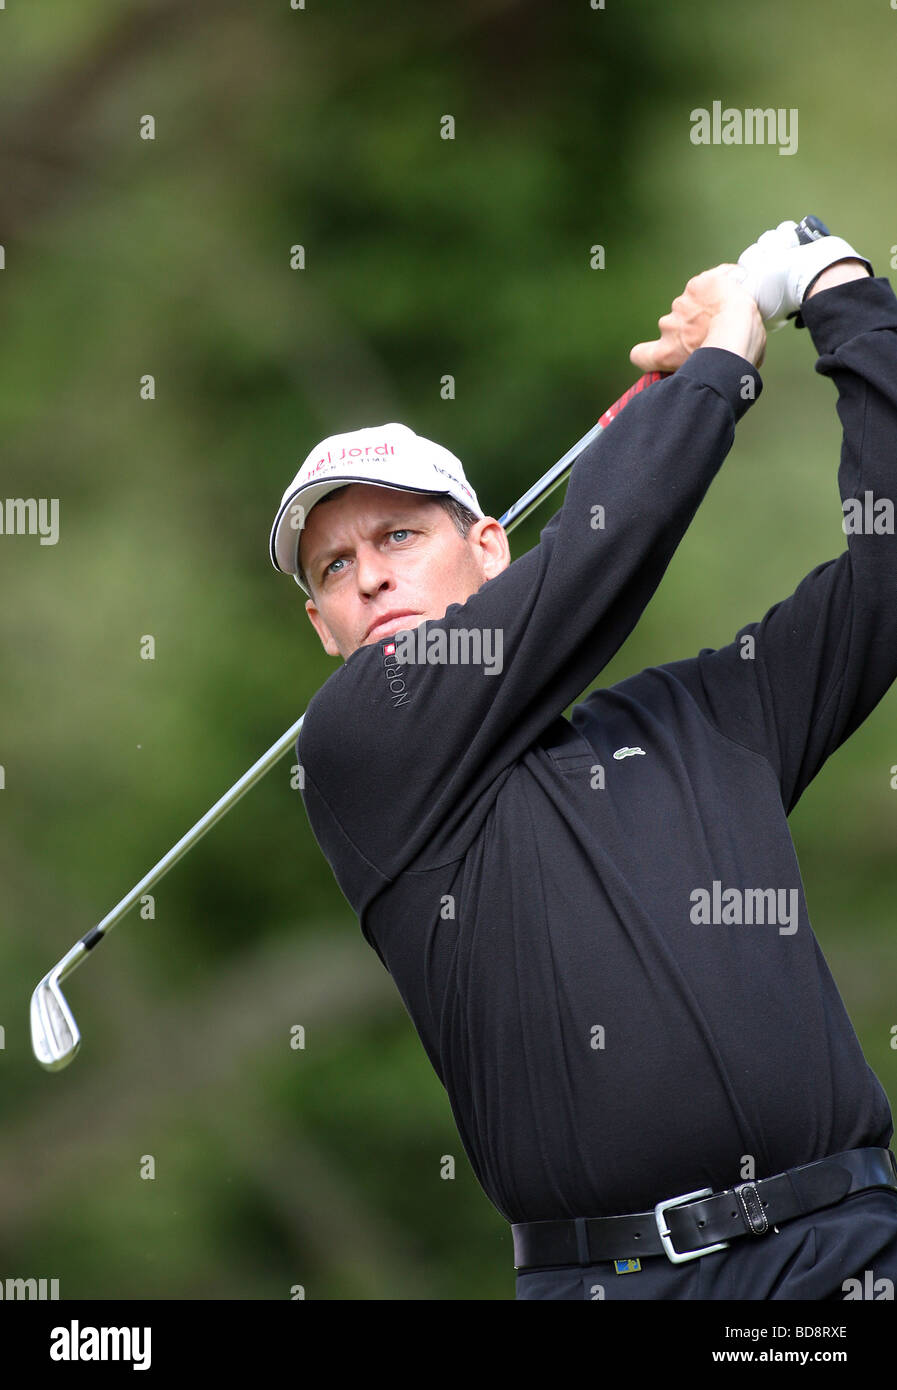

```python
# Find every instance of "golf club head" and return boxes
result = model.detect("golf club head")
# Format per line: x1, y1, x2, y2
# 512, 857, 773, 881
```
30, 968, 81, 1071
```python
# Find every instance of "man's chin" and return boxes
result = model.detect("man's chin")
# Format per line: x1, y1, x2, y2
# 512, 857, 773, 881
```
360, 615, 426, 648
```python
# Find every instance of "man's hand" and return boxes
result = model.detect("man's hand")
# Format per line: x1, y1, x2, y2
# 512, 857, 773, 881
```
629, 264, 766, 374
736, 219, 873, 325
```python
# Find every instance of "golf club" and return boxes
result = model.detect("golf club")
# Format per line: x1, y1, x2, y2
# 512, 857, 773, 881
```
28, 371, 666, 1072
30, 215, 831, 1071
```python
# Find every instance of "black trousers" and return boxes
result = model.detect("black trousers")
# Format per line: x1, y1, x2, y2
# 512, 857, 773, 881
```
514, 1189, 897, 1300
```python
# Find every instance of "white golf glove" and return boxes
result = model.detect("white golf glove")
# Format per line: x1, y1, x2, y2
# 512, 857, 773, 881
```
734, 219, 873, 328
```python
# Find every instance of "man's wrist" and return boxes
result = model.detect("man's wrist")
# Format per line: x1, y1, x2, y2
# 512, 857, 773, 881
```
805, 259, 872, 300
701, 300, 765, 367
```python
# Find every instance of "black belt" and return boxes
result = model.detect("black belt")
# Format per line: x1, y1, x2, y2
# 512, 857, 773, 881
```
512, 1146, 897, 1270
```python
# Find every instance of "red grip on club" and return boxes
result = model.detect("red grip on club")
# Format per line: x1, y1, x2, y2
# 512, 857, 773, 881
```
597, 370, 671, 430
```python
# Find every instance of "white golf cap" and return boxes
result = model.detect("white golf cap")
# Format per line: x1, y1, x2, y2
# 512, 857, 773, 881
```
269, 422, 485, 591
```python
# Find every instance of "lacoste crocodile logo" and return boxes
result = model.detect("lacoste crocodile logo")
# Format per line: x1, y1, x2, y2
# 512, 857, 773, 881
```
613, 746, 646, 760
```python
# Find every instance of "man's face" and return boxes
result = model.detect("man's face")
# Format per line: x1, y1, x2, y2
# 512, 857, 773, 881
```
300, 483, 510, 660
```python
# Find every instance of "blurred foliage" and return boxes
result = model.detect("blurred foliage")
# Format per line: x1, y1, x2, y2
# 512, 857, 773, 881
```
0, 0, 895, 1300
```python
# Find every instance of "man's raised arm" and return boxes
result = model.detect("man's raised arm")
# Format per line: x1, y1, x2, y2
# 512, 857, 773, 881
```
658, 260, 897, 815
297, 269, 767, 886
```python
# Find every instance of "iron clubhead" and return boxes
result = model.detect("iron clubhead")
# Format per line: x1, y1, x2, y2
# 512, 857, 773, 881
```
30, 968, 81, 1071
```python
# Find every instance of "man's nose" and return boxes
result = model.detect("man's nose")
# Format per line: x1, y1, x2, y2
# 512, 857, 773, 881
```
354, 541, 394, 595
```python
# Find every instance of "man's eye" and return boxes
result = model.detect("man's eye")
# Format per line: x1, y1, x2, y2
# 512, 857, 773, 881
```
322, 531, 411, 580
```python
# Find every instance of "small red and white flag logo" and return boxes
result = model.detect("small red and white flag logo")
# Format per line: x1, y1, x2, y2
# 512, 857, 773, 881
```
383, 642, 396, 655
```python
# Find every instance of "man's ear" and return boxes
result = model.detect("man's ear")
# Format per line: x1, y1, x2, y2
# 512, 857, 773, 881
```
305, 598, 341, 658
471, 516, 511, 580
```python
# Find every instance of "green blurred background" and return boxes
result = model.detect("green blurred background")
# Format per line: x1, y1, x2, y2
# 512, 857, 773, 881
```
0, 0, 895, 1300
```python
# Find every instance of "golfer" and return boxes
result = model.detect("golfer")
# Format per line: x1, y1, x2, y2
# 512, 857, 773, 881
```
269, 222, 897, 1300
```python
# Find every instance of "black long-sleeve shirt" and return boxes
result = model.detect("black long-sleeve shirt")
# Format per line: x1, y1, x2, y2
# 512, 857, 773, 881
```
296, 275, 897, 1224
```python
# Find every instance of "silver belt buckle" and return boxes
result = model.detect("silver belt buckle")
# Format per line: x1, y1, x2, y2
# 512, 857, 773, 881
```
654, 1187, 731, 1264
